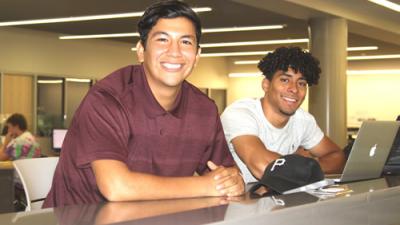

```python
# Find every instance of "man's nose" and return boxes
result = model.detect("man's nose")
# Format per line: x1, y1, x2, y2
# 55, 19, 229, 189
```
166, 41, 181, 57
287, 81, 298, 93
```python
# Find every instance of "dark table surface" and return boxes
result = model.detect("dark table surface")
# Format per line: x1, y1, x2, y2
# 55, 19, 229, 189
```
1, 176, 400, 225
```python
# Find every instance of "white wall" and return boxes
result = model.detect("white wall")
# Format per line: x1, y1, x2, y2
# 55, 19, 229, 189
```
188, 57, 229, 89
0, 27, 135, 79
347, 73, 400, 127
0, 27, 230, 88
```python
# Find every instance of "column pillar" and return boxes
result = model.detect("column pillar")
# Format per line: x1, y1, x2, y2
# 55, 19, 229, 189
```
308, 17, 347, 147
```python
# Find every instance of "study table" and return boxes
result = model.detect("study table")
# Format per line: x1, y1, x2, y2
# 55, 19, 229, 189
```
0, 176, 399, 225
0, 161, 14, 213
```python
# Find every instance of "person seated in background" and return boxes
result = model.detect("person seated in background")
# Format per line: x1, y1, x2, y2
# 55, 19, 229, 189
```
221, 47, 345, 184
0, 113, 41, 161
43, 0, 244, 208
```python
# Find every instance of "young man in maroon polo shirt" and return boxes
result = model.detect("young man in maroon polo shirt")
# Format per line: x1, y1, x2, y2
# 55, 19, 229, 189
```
43, 0, 244, 208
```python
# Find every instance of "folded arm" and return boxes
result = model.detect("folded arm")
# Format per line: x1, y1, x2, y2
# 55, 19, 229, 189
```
231, 135, 346, 179
92, 159, 244, 202
308, 136, 346, 174
231, 135, 281, 180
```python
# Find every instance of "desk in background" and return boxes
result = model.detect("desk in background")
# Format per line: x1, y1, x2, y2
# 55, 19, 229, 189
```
0, 161, 14, 213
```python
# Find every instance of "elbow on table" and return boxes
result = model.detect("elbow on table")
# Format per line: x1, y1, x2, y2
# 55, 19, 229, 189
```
97, 178, 140, 202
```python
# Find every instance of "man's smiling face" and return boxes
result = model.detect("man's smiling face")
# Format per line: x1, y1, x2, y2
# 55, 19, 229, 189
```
263, 67, 308, 117
137, 17, 200, 90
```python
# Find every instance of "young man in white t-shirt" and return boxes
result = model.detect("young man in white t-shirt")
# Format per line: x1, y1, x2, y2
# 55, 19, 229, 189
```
221, 47, 345, 183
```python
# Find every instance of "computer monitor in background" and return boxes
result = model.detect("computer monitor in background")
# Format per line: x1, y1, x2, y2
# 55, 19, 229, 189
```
52, 129, 67, 152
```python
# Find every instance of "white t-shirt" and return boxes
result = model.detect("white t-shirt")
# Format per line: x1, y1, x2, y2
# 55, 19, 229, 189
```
221, 98, 324, 183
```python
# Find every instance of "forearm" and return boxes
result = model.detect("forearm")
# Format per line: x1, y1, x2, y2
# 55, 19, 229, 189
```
232, 135, 281, 180
309, 136, 346, 174
98, 172, 214, 201
318, 151, 345, 174
247, 151, 281, 180
93, 160, 225, 202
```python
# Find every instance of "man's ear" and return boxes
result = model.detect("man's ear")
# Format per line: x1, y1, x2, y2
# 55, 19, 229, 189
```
136, 41, 145, 63
262, 78, 270, 93
194, 47, 201, 68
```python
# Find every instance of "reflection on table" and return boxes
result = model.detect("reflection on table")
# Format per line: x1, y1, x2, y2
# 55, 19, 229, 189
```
0, 176, 399, 225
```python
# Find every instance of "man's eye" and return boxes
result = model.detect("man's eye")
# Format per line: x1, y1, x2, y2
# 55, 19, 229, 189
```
299, 82, 308, 87
182, 40, 193, 45
156, 38, 168, 42
280, 78, 289, 83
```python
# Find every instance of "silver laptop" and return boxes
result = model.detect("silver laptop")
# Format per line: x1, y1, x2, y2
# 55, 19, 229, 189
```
327, 121, 400, 183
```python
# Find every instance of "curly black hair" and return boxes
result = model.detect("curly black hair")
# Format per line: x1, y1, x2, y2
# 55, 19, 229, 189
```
257, 46, 321, 86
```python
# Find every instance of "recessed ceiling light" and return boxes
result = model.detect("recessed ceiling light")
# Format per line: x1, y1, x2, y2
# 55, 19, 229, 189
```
347, 70, 400, 75
229, 70, 400, 78
368, 0, 400, 12
203, 25, 286, 33
201, 51, 271, 57
228, 73, 262, 78
201, 38, 309, 48
348, 54, 400, 60
0, 7, 212, 26
234, 60, 260, 65
59, 24, 285, 40
60, 33, 139, 40
65, 78, 91, 83
37, 80, 63, 84
347, 46, 378, 51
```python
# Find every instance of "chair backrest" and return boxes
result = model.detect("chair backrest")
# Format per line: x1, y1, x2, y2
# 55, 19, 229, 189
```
13, 157, 59, 211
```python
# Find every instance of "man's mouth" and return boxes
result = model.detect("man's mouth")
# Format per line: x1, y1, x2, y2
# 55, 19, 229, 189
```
282, 96, 297, 103
161, 62, 182, 70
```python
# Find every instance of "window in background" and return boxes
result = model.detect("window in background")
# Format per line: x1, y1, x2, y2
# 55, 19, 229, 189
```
209, 89, 227, 115
36, 77, 92, 137
65, 78, 92, 127
37, 77, 64, 136
198, 88, 227, 115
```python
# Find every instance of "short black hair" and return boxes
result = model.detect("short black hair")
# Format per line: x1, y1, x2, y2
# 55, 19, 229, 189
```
6, 113, 27, 131
258, 46, 321, 86
138, 0, 202, 49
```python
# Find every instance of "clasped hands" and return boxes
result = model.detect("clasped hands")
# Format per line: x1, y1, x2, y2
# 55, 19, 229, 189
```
206, 161, 245, 197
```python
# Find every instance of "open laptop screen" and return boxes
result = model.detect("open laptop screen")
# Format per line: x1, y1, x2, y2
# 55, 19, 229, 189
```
52, 129, 67, 152
383, 118, 400, 174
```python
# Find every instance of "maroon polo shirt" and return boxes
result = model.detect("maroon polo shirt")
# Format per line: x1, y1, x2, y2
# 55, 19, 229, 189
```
43, 65, 234, 208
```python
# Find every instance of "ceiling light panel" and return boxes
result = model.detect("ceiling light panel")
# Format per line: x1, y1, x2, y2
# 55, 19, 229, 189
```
368, 0, 400, 12
59, 24, 286, 40
347, 69, 400, 75
347, 46, 378, 51
201, 51, 271, 57
347, 54, 400, 60
0, 7, 212, 26
228, 73, 262, 78
201, 39, 309, 48
203, 25, 286, 33
60, 33, 139, 40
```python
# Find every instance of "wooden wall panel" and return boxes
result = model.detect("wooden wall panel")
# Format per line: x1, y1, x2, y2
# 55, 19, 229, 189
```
3, 74, 33, 131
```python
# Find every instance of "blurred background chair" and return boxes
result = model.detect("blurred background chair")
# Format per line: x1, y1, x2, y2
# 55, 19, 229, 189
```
13, 157, 59, 211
